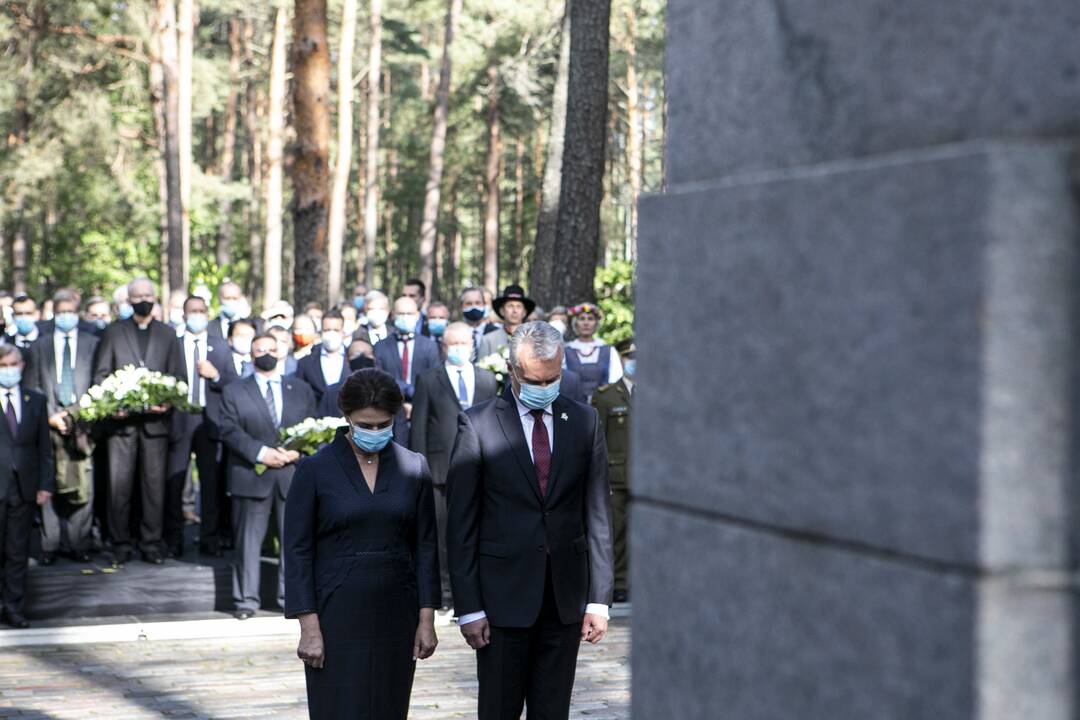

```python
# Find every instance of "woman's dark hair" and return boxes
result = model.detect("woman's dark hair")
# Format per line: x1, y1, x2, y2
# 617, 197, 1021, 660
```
338, 368, 403, 417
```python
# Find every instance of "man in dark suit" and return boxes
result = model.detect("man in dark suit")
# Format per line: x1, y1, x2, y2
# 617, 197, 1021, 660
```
219, 333, 316, 620
410, 322, 497, 608
0, 345, 55, 628
92, 278, 184, 565
374, 296, 441, 420
36, 288, 100, 339
226, 318, 257, 379
447, 321, 614, 720
460, 286, 500, 360
24, 290, 99, 564
7, 295, 42, 351
207, 280, 262, 340
294, 308, 348, 403
315, 339, 375, 418
165, 296, 238, 558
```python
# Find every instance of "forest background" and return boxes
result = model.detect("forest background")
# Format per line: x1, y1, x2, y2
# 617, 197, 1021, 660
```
0, 0, 664, 343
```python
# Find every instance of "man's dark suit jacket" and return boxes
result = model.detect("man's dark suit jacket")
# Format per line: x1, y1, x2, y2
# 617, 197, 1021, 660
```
0, 388, 55, 501
373, 332, 441, 400
25, 329, 99, 416
219, 375, 316, 500
92, 318, 184, 437
294, 343, 347, 402
559, 368, 587, 404
175, 334, 237, 439
37, 317, 102, 339
409, 365, 497, 486
207, 314, 264, 340
446, 388, 614, 628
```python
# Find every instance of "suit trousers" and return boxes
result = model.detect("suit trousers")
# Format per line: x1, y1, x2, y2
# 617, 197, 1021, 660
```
433, 484, 452, 607
612, 485, 629, 593
232, 493, 285, 613
106, 430, 169, 551
0, 482, 33, 615
41, 489, 94, 555
476, 561, 581, 720
166, 413, 226, 552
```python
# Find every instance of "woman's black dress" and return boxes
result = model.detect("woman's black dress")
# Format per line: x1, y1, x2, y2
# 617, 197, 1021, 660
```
284, 430, 440, 719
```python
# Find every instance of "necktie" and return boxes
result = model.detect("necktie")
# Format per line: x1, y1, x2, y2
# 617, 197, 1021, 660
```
59, 335, 75, 406
191, 339, 202, 406
530, 409, 551, 498
457, 369, 469, 407
400, 340, 410, 382
264, 381, 278, 427
3, 392, 17, 437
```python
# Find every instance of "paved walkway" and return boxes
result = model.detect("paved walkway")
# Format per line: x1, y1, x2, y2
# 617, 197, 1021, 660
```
0, 619, 629, 719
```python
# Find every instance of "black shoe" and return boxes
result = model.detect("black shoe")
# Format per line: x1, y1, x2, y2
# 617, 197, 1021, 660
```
141, 549, 165, 565
39, 552, 57, 567
109, 548, 133, 567
233, 609, 255, 621
166, 544, 183, 559
613, 589, 629, 604
73, 551, 92, 563
1, 611, 30, 629
199, 539, 223, 558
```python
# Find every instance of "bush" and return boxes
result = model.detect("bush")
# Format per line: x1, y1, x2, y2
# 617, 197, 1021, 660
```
594, 261, 635, 345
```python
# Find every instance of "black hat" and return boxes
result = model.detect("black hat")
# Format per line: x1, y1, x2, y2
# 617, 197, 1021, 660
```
492, 284, 536, 318
615, 337, 636, 356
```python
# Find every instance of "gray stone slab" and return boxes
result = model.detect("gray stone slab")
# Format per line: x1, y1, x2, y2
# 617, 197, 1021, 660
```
634, 142, 1078, 569
665, 0, 1080, 184
631, 503, 1074, 720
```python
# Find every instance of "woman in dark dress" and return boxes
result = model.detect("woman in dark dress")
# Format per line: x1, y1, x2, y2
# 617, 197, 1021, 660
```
284, 368, 440, 719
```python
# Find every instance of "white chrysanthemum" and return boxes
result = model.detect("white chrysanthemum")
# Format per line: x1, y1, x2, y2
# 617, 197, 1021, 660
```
79, 395, 92, 409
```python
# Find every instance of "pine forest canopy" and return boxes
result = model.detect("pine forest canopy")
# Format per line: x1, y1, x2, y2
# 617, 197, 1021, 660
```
0, 0, 663, 328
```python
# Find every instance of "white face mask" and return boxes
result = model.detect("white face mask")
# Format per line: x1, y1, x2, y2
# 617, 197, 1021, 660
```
321, 330, 344, 353
231, 336, 253, 355
366, 309, 389, 327
549, 320, 567, 336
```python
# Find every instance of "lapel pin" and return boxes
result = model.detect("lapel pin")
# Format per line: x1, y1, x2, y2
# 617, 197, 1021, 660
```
560, 413, 568, 421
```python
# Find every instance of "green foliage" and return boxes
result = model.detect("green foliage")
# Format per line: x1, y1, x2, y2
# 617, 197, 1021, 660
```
594, 260, 634, 345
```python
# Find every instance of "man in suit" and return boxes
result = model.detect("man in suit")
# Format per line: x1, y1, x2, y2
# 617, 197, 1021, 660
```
374, 297, 441, 412
461, 287, 500, 360
7, 295, 42, 350
226, 318, 257, 379
447, 321, 614, 720
591, 338, 635, 604
294, 308, 348, 403
219, 333, 316, 620
93, 277, 184, 565
476, 285, 534, 360
208, 280, 261, 340
165, 296, 238, 558
36, 288, 100, 339
82, 295, 112, 336
315, 338, 375, 418
411, 322, 497, 608
266, 325, 300, 376
24, 289, 99, 564
0, 345, 55, 628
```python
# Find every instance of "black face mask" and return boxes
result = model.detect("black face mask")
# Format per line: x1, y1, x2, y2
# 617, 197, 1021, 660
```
253, 354, 278, 372
131, 300, 154, 318
463, 307, 486, 323
349, 355, 374, 372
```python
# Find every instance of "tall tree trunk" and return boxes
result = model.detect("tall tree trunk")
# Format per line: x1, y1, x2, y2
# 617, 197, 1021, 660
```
552, 0, 611, 304
177, 0, 195, 289
363, 0, 383, 287
264, 5, 287, 307
290, 0, 332, 307
327, 0, 357, 304
530, 7, 570, 306
243, 18, 265, 300
449, 189, 461, 298
482, 65, 501, 293
513, 138, 525, 285
149, 6, 170, 291
416, 0, 462, 296
355, 78, 367, 285
382, 145, 396, 289
214, 16, 242, 269
156, 0, 185, 299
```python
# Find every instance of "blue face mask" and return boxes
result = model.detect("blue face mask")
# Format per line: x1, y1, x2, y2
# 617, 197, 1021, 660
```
55, 312, 79, 333
517, 377, 561, 410
220, 300, 241, 319
352, 296, 366, 311
351, 424, 394, 453
14, 317, 36, 336
118, 303, 134, 320
463, 307, 487, 323
394, 316, 416, 334
0, 367, 22, 388
93, 318, 109, 331
446, 345, 471, 366
427, 318, 447, 336
622, 360, 636, 378
185, 313, 209, 334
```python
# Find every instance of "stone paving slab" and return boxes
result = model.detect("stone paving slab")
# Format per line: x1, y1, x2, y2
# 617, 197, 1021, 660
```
0, 619, 629, 719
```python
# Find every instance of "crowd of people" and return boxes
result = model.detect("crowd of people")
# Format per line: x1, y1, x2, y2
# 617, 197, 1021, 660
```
0, 276, 635, 632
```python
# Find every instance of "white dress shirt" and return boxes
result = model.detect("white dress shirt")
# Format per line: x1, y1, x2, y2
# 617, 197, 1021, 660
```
566, 339, 623, 384
2, 384, 22, 423
622, 376, 633, 395
14, 327, 38, 348
53, 328, 78, 385
254, 372, 284, 463
181, 331, 214, 407
319, 347, 346, 386
445, 362, 475, 407
459, 391, 609, 626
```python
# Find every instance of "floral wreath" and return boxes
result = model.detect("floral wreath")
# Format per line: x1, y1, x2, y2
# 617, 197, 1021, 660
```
567, 303, 602, 320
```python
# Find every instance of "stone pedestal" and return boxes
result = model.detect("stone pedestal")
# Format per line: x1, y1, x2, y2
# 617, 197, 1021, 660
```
633, 3, 1080, 718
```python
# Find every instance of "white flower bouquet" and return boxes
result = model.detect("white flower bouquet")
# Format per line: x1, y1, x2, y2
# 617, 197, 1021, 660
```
476, 347, 510, 391
255, 416, 348, 475
73, 365, 198, 423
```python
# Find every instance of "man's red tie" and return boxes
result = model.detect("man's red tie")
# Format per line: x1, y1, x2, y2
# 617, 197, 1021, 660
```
530, 409, 550, 498
400, 340, 410, 382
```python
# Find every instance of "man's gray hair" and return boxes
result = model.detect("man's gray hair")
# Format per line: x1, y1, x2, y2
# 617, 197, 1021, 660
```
0, 344, 23, 363
127, 277, 156, 296
53, 288, 79, 307
508, 321, 564, 370
364, 289, 388, 305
